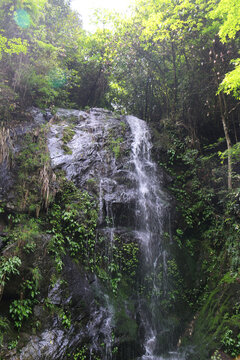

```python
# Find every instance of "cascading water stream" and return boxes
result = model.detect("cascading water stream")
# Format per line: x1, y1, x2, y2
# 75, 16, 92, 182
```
126, 116, 182, 360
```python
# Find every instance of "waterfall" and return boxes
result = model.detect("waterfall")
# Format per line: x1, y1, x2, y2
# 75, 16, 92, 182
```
126, 116, 182, 360
44, 108, 187, 360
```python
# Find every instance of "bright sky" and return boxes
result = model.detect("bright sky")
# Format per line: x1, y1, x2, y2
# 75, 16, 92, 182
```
71, 0, 132, 31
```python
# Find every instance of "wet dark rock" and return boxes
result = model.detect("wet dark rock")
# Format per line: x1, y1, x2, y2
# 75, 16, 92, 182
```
48, 280, 64, 306
27, 107, 46, 126
17, 330, 68, 360
44, 109, 53, 121
47, 109, 135, 229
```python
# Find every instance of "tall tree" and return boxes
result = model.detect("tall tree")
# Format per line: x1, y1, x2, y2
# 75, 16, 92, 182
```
209, 0, 240, 188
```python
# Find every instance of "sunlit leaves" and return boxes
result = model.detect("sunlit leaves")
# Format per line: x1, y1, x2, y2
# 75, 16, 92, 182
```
209, 0, 240, 43
209, 0, 240, 99
15, 0, 47, 17
0, 34, 27, 59
135, 0, 217, 45
218, 59, 240, 99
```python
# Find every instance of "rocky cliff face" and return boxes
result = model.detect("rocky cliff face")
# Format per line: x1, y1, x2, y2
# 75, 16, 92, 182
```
0, 108, 183, 360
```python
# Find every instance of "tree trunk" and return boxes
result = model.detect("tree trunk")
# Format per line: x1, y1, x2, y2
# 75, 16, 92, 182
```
218, 92, 232, 190
171, 41, 178, 116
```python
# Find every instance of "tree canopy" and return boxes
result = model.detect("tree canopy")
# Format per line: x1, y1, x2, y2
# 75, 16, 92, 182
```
0, 0, 239, 184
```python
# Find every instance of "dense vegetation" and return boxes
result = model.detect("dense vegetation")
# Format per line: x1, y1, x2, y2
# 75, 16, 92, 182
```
0, 0, 240, 359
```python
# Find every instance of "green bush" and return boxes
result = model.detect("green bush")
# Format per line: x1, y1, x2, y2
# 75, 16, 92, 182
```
9, 299, 33, 329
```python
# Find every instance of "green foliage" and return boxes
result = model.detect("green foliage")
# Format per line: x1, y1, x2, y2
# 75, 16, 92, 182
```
9, 299, 33, 329
8, 266, 41, 329
0, 0, 82, 109
221, 329, 240, 357
109, 137, 123, 159
218, 60, 240, 99
211, 350, 224, 360
209, 0, 240, 42
218, 141, 240, 163
60, 124, 76, 154
71, 346, 88, 360
44, 297, 71, 329
62, 125, 75, 144
17, 131, 49, 172
24, 267, 41, 298
95, 234, 139, 294
0, 34, 27, 59
15, 128, 53, 212
48, 179, 98, 271
0, 0, 237, 119
0, 256, 21, 288
7, 337, 19, 350
209, 0, 240, 99
167, 139, 215, 237
62, 144, 72, 155
107, 123, 126, 159
173, 176, 239, 356
47, 175, 139, 297
7, 217, 40, 253
68, 345, 102, 360
157, 122, 240, 356
58, 309, 71, 329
